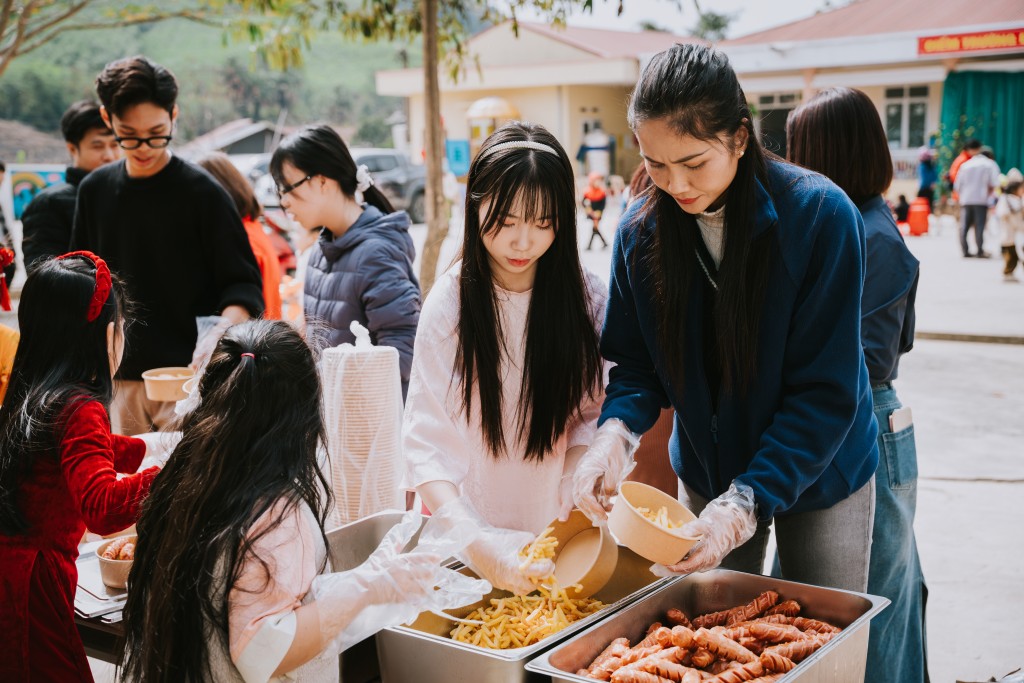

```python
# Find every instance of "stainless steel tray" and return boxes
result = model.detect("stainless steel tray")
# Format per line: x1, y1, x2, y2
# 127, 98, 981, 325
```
376, 547, 671, 683
326, 510, 422, 683
525, 569, 889, 683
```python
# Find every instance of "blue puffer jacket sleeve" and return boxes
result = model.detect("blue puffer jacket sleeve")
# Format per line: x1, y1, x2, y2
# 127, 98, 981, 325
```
356, 239, 420, 395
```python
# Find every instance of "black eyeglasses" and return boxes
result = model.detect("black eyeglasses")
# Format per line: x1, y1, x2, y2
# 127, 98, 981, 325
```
113, 135, 173, 150
277, 175, 313, 197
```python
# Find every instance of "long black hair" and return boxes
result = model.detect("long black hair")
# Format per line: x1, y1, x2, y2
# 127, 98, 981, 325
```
120, 320, 331, 682
457, 122, 602, 461
0, 255, 127, 535
628, 43, 773, 393
269, 124, 395, 214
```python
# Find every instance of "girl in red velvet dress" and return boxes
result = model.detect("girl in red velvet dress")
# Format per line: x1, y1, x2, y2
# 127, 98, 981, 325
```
0, 252, 160, 682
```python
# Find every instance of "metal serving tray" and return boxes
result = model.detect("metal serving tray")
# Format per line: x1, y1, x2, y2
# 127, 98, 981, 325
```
376, 547, 670, 683
526, 569, 889, 683
325, 510, 424, 683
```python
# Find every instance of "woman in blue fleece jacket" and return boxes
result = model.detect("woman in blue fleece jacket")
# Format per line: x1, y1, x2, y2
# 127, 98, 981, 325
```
573, 44, 879, 592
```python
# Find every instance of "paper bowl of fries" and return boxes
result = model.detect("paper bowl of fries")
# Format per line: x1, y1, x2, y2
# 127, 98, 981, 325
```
541, 510, 618, 599
96, 535, 137, 589
608, 481, 700, 566
141, 367, 194, 402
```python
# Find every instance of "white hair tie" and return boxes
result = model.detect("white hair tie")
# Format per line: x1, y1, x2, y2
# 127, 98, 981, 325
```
355, 164, 374, 194
477, 140, 558, 161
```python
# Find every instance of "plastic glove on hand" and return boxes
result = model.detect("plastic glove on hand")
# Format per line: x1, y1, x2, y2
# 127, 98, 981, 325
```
662, 482, 758, 575
189, 315, 232, 371
464, 527, 555, 596
431, 497, 554, 596
572, 419, 640, 523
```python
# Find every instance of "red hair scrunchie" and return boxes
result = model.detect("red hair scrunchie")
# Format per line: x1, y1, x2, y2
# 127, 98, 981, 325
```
56, 250, 112, 322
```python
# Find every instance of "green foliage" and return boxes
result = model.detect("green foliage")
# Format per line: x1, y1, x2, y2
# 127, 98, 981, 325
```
691, 10, 733, 41
0, 6, 414, 140
0, 62, 93, 132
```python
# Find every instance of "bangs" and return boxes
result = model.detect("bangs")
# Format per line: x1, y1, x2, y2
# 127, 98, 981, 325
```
476, 155, 570, 236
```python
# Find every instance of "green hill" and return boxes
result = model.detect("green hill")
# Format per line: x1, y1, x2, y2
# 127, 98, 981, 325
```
0, 12, 422, 146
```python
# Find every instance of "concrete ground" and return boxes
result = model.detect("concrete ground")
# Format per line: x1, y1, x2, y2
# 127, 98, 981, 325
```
4, 201, 1017, 682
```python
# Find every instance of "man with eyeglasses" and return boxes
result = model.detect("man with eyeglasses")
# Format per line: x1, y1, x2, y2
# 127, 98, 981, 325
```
71, 55, 264, 435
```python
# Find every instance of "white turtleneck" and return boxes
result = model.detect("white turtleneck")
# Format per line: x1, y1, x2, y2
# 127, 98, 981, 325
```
696, 204, 726, 268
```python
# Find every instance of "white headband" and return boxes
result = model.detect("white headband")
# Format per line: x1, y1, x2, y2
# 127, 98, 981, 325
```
478, 140, 558, 161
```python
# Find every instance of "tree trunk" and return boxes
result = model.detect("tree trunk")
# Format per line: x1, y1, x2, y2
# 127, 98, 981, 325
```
418, 0, 448, 297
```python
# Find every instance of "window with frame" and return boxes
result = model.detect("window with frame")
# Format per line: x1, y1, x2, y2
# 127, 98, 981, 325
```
884, 85, 929, 149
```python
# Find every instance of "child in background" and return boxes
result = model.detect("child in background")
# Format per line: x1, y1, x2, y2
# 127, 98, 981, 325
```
894, 194, 911, 223
121, 320, 468, 682
403, 122, 606, 595
582, 171, 609, 249
0, 252, 160, 681
997, 178, 1024, 282
197, 152, 284, 319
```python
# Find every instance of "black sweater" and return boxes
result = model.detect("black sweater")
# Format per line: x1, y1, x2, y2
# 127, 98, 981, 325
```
21, 166, 88, 269
70, 156, 264, 380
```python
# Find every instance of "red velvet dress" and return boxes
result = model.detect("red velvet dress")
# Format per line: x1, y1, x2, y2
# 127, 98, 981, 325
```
0, 400, 159, 682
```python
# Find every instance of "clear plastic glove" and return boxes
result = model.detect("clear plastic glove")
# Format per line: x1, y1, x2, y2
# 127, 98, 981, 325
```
431, 497, 554, 596
659, 482, 758, 575
312, 510, 489, 653
190, 315, 232, 371
572, 419, 640, 523
133, 431, 182, 469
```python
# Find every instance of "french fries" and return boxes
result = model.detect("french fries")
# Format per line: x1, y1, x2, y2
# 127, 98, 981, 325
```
449, 583, 605, 649
449, 527, 606, 649
636, 505, 684, 530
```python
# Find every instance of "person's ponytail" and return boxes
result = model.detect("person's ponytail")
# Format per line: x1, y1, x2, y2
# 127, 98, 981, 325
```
362, 185, 395, 214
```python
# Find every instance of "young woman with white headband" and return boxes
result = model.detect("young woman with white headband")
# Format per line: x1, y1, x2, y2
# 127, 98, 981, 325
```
402, 122, 606, 594
270, 125, 421, 397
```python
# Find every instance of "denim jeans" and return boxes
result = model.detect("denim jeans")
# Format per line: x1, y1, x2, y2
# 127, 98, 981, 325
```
682, 476, 875, 593
866, 383, 930, 683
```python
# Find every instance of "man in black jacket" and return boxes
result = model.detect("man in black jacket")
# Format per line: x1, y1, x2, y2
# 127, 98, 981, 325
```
71, 56, 263, 434
21, 101, 120, 268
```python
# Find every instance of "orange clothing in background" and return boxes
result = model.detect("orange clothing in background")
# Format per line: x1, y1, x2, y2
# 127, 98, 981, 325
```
583, 185, 607, 203
0, 325, 18, 403
242, 217, 283, 320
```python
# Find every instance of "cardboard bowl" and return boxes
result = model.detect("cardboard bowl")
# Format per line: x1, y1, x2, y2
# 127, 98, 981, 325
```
546, 510, 618, 599
96, 535, 136, 589
141, 367, 194, 402
607, 481, 701, 566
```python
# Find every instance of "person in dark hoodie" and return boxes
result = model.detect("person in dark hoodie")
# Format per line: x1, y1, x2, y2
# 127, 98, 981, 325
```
21, 101, 121, 268
270, 125, 420, 397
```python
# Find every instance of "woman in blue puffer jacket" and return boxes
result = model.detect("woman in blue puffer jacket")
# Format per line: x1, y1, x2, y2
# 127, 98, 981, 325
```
270, 126, 421, 398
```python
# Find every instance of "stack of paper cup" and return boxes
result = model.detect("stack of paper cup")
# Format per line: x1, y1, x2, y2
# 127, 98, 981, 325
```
321, 321, 404, 527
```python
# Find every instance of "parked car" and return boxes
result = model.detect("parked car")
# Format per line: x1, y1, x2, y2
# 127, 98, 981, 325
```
350, 148, 427, 224
231, 149, 427, 224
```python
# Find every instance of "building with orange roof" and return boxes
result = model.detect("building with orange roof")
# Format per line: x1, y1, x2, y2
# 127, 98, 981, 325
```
376, 21, 702, 179
721, 0, 1023, 176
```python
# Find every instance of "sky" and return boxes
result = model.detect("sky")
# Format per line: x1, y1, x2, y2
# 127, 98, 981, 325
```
519, 0, 836, 40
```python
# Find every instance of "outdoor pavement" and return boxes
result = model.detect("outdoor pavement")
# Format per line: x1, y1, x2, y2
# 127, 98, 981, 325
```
4, 201, 1018, 682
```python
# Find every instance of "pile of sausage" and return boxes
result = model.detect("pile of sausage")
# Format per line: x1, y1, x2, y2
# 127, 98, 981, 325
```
575, 591, 842, 682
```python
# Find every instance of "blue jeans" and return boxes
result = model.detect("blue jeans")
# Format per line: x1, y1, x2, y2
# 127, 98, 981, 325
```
866, 383, 929, 683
